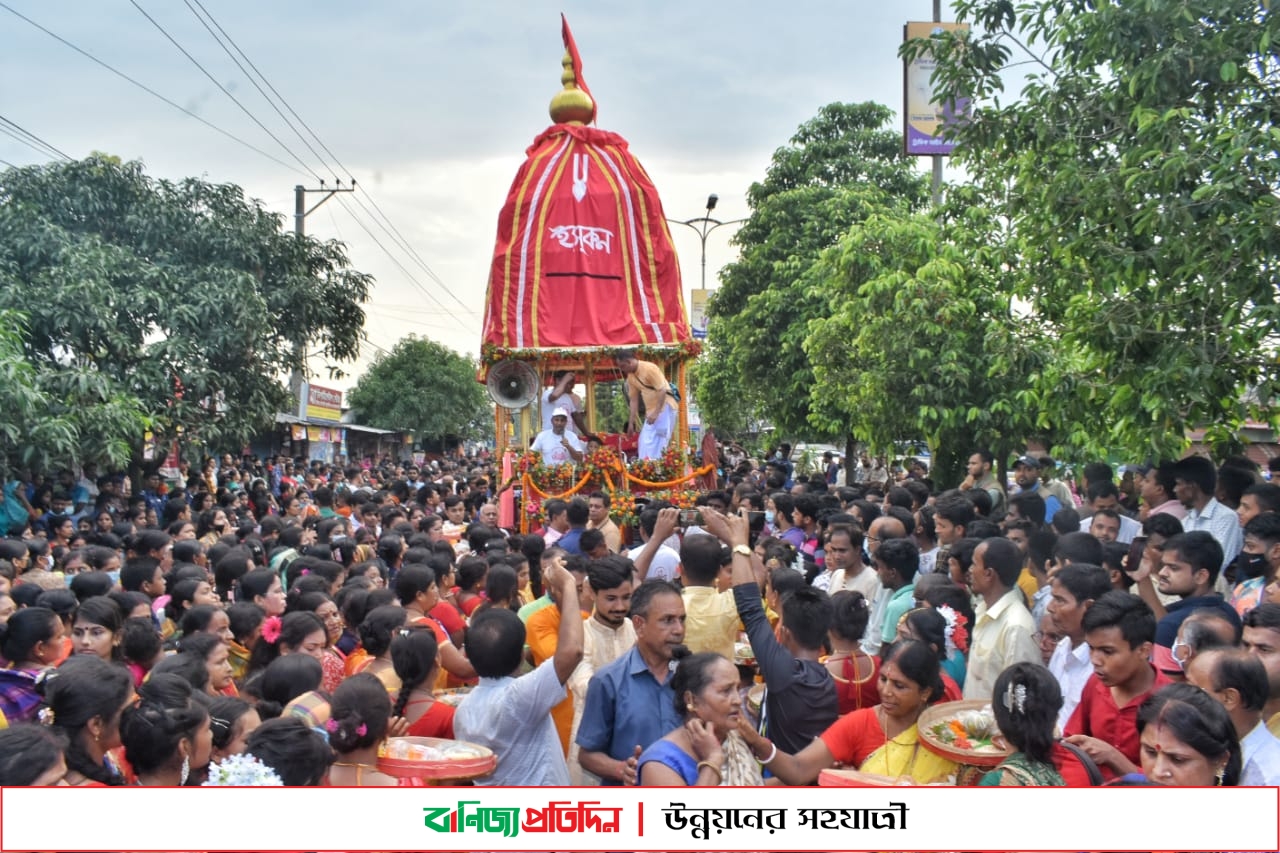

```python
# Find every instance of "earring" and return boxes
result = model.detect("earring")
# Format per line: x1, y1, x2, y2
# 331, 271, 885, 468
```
180, 756, 190, 786
686, 704, 695, 712
1215, 767, 1225, 786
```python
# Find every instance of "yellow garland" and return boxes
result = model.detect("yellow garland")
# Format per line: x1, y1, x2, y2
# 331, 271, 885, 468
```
617, 462, 716, 490
522, 470, 594, 501
518, 462, 715, 535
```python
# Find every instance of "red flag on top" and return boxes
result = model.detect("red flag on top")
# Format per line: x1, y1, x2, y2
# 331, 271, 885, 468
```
561, 13, 594, 123
479, 21, 692, 354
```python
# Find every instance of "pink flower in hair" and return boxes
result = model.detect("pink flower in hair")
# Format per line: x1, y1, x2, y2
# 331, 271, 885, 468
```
261, 615, 283, 644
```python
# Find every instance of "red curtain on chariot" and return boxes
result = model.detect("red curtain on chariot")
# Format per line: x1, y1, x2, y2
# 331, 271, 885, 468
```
481, 122, 691, 351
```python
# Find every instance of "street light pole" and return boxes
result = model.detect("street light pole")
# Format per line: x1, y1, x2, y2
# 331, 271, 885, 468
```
666, 193, 746, 290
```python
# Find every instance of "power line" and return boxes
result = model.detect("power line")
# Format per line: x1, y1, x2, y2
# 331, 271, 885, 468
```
363, 307, 471, 330
167, 1, 481, 348
345, 189, 476, 312
133, 1, 478, 335
333, 194, 453, 314
128, 0, 322, 182
0, 115, 71, 161
180, 0, 336, 182
0, 156, 19, 169
186, 0, 350, 178
179, 0, 474, 315
0, 1, 311, 178
0, 125, 50, 160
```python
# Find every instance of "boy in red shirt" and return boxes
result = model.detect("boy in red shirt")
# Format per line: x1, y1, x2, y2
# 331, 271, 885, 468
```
1063, 591, 1171, 781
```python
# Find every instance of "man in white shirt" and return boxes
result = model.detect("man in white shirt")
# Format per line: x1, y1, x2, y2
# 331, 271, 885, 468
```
1076, 481, 1143, 544
1174, 456, 1243, 589
1185, 647, 1280, 785
453, 555, 583, 785
914, 505, 941, 583
1046, 563, 1113, 731
530, 408, 585, 466
629, 507, 682, 583
540, 370, 586, 434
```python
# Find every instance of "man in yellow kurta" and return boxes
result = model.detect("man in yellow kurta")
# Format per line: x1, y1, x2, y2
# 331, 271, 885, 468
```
616, 348, 675, 460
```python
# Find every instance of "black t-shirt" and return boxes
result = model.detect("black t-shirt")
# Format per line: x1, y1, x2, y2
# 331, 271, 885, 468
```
733, 582, 839, 762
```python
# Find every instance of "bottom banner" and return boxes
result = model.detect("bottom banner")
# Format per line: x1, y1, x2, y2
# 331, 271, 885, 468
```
2, 785, 1277, 851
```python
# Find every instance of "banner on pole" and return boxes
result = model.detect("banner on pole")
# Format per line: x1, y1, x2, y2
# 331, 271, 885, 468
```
904, 21, 970, 156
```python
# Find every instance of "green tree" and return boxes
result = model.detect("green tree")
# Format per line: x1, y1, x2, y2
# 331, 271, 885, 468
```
348, 336, 492, 443
906, 0, 1280, 458
804, 195, 1043, 486
0, 310, 147, 479
0, 156, 372, 456
698, 102, 930, 447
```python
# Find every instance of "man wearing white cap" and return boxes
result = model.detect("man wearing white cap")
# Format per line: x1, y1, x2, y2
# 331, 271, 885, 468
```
531, 407, 586, 465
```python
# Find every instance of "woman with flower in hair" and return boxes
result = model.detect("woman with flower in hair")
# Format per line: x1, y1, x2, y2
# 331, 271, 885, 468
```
979, 662, 1065, 786
896, 607, 966, 701
244, 611, 327, 678
325, 673, 421, 787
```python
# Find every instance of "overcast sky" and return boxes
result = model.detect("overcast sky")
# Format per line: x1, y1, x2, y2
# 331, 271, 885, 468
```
1, 1, 957, 390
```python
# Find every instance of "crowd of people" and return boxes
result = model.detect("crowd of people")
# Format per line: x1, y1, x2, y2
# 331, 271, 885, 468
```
0, 444, 1277, 798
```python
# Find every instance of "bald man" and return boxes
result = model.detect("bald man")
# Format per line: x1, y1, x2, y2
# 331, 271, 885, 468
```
860, 515, 907, 655
1185, 648, 1280, 785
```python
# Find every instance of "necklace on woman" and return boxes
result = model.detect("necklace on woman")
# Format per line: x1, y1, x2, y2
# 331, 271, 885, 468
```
828, 649, 874, 687
331, 761, 380, 785
875, 706, 921, 779
877, 705, 911, 742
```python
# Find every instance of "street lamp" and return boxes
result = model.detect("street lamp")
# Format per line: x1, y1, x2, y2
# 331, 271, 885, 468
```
666, 194, 746, 290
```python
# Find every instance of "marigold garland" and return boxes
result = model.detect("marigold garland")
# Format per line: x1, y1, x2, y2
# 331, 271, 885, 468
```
481, 340, 702, 367
515, 448, 713, 531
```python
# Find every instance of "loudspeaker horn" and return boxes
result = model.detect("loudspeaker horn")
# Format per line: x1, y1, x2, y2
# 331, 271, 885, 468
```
485, 359, 539, 410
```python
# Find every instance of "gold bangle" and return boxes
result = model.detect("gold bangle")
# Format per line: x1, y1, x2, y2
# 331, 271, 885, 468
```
696, 761, 723, 782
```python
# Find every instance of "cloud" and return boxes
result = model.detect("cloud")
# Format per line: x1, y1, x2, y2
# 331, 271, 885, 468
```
1, 0, 953, 388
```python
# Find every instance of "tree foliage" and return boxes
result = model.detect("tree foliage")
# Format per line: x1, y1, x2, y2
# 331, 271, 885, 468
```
0, 310, 147, 478
804, 192, 1042, 486
906, 0, 1280, 458
0, 155, 373, 456
347, 336, 491, 442
697, 103, 930, 439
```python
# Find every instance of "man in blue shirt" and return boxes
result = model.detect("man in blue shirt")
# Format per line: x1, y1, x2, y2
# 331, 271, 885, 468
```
576, 579, 686, 785
556, 498, 590, 556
